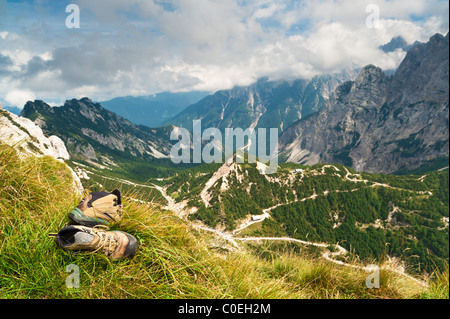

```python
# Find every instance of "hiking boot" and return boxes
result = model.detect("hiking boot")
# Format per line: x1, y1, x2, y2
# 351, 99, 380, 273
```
69, 189, 123, 226
52, 225, 138, 260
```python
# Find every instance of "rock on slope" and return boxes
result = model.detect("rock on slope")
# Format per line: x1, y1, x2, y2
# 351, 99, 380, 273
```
1, 106, 69, 160
279, 33, 449, 174
0, 105, 83, 194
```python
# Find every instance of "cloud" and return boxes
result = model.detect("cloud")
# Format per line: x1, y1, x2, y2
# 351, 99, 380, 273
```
0, 53, 13, 75
0, 0, 448, 105
5, 89, 36, 108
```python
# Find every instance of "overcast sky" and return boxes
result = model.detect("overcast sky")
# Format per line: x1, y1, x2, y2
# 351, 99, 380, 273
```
0, 0, 448, 108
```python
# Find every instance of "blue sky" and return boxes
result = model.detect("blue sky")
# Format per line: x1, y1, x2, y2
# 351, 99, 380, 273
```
0, 0, 448, 108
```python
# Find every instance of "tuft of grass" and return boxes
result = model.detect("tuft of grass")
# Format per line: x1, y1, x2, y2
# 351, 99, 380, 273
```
417, 263, 449, 299
1, 142, 447, 299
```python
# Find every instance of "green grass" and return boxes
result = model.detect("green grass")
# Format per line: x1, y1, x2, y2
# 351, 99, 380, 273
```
0, 142, 448, 299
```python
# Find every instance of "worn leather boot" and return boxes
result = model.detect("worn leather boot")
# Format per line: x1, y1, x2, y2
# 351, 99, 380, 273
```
52, 224, 138, 260
68, 189, 123, 226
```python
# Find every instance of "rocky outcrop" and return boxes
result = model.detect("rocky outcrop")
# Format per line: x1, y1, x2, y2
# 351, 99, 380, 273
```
0, 109, 69, 160
0, 108, 83, 195
279, 33, 449, 174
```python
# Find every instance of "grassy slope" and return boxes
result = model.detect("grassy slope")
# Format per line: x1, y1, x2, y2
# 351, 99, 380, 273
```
0, 143, 447, 299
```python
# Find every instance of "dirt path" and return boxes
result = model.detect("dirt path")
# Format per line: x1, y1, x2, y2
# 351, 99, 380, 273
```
150, 183, 192, 218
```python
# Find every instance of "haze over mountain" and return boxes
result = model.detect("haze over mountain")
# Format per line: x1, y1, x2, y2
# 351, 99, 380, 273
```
100, 91, 209, 128
279, 33, 449, 174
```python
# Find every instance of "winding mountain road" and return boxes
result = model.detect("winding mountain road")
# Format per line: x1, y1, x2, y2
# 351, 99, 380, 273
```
187, 164, 429, 287
92, 163, 428, 287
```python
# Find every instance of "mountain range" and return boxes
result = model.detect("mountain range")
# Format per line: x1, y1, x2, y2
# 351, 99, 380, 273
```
20, 97, 174, 166
12, 33, 449, 177
165, 71, 357, 132
279, 32, 449, 174
1, 33, 449, 293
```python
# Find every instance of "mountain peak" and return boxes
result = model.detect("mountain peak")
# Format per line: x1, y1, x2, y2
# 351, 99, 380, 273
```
389, 31, 449, 104
379, 36, 411, 53
64, 97, 97, 109
80, 97, 93, 103
351, 64, 387, 96
358, 64, 385, 78
430, 32, 445, 43
20, 100, 53, 119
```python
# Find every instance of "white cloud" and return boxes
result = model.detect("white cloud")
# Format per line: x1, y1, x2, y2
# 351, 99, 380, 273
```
1, 49, 33, 71
5, 90, 36, 108
38, 51, 53, 61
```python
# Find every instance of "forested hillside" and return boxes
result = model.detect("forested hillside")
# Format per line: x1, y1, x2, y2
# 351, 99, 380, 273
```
164, 161, 449, 275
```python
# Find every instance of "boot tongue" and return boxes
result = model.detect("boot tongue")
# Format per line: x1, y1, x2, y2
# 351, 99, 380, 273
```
56, 225, 97, 249
73, 231, 96, 246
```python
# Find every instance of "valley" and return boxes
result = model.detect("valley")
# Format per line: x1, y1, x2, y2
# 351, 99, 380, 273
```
70, 153, 448, 280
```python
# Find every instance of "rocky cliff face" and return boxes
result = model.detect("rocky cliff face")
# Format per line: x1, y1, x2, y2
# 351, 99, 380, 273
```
166, 70, 357, 133
279, 33, 449, 174
0, 108, 70, 160
20, 97, 174, 164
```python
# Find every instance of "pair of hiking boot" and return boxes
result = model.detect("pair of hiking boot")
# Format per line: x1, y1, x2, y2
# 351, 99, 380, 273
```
51, 189, 138, 260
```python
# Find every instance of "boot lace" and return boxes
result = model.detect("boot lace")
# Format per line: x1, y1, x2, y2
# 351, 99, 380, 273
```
90, 225, 120, 256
